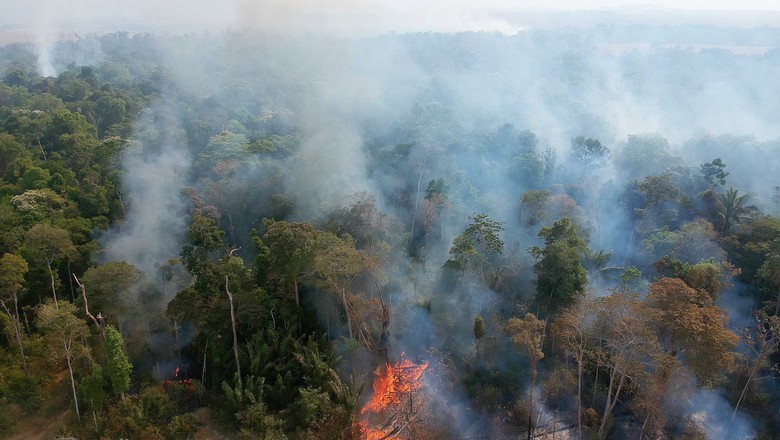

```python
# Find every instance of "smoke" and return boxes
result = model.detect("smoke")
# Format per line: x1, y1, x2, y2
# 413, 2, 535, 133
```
14, 4, 780, 435
102, 101, 191, 278
686, 389, 755, 440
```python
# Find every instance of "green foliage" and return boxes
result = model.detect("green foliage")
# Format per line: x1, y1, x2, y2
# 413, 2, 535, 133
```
474, 314, 486, 340
716, 187, 758, 236
700, 158, 729, 187
571, 136, 609, 165
104, 325, 132, 397
79, 363, 107, 412
0, 253, 28, 298
445, 213, 505, 280
531, 217, 588, 315
615, 134, 677, 178
0, 372, 42, 412
0, 404, 13, 439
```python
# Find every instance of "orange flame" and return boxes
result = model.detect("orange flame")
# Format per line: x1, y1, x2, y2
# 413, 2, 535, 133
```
362, 354, 428, 414
174, 367, 180, 378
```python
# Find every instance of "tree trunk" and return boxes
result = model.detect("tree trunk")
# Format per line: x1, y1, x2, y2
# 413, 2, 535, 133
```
528, 362, 536, 440
340, 290, 354, 340
598, 368, 625, 439
47, 259, 58, 308
409, 159, 425, 254
1, 298, 27, 376
201, 339, 208, 385
293, 280, 300, 306
577, 352, 583, 439
774, 285, 780, 316
68, 260, 75, 302
66, 344, 81, 423
225, 276, 241, 379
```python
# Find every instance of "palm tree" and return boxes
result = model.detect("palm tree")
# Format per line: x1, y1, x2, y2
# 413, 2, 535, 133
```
717, 188, 757, 236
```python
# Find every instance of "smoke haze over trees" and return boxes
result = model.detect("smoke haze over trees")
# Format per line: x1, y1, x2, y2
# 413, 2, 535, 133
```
1, 4, 780, 439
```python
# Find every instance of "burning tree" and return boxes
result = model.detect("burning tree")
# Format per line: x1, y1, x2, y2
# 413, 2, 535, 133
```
359, 354, 430, 439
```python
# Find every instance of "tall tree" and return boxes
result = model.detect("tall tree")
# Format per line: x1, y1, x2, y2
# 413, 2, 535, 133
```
23, 223, 76, 307
312, 231, 370, 343
645, 277, 738, 382
256, 219, 317, 306
445, 213, 505, 283
531, 217, 588, 316
504, 313, 545, 440
104, 325, 132, 399
700, 158, 729, 187
593, 291, 656, 439
717, 187, 758, 236
37, 300, 89, 422
0, 253, 29, 375
552, 295, 594, 439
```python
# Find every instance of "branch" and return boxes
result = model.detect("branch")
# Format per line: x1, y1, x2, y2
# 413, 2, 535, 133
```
74, 274, 101, 331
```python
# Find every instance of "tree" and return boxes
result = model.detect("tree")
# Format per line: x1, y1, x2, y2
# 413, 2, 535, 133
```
552, 295, 594, 439
474, 314, 486, 357
645, 277, 738, 383
530, 217, 588, 316
504, 313, 545, 440
592, 291, 656, 439
0, 253, 29, 375
312, 231, 370, 343
445, 213, 504, 283
700, 158, 729, 187
104, 325, 132, 399
80, 363, 107, 432
757, 254, 780, 316
23, 223, 76, 307
571, 136, 609, 166
257, 220, 317, 306
37, 300, 89, 422
423, 178, 449, 252
80, 261, 146, 321
732, 314, 780, 419
717, 187, 758, 236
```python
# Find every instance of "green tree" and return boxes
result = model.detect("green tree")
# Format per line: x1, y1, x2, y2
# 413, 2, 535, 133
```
0, 253, 29, 375
717, 187, 758, 236
700, 158, 729, 187
530, 217, 588, 316
23, 223, 76, 307
79, 363, 107, 432
571, 136, 609, 165
445, 214, 504, 283
312, 231, 370, 342
37, 300, 89, 422
104, 325, 132, 399
256, 220, 317, 306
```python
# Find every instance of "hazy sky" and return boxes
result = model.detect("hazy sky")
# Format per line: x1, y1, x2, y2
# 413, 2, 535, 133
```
3, 0, 780, 33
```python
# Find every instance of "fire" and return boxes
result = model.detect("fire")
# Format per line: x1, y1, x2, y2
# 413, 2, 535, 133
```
358, 354, 429, 439
362, 354, 429, 414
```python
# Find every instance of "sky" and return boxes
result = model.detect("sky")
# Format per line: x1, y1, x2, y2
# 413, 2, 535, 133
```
4, 0, 780, 34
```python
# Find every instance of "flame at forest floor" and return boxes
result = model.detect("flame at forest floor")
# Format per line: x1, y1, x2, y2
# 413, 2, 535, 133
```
358, 354, 429, 440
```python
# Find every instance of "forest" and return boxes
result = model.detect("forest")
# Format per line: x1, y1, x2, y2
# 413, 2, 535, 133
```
0, 24, 780, 440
